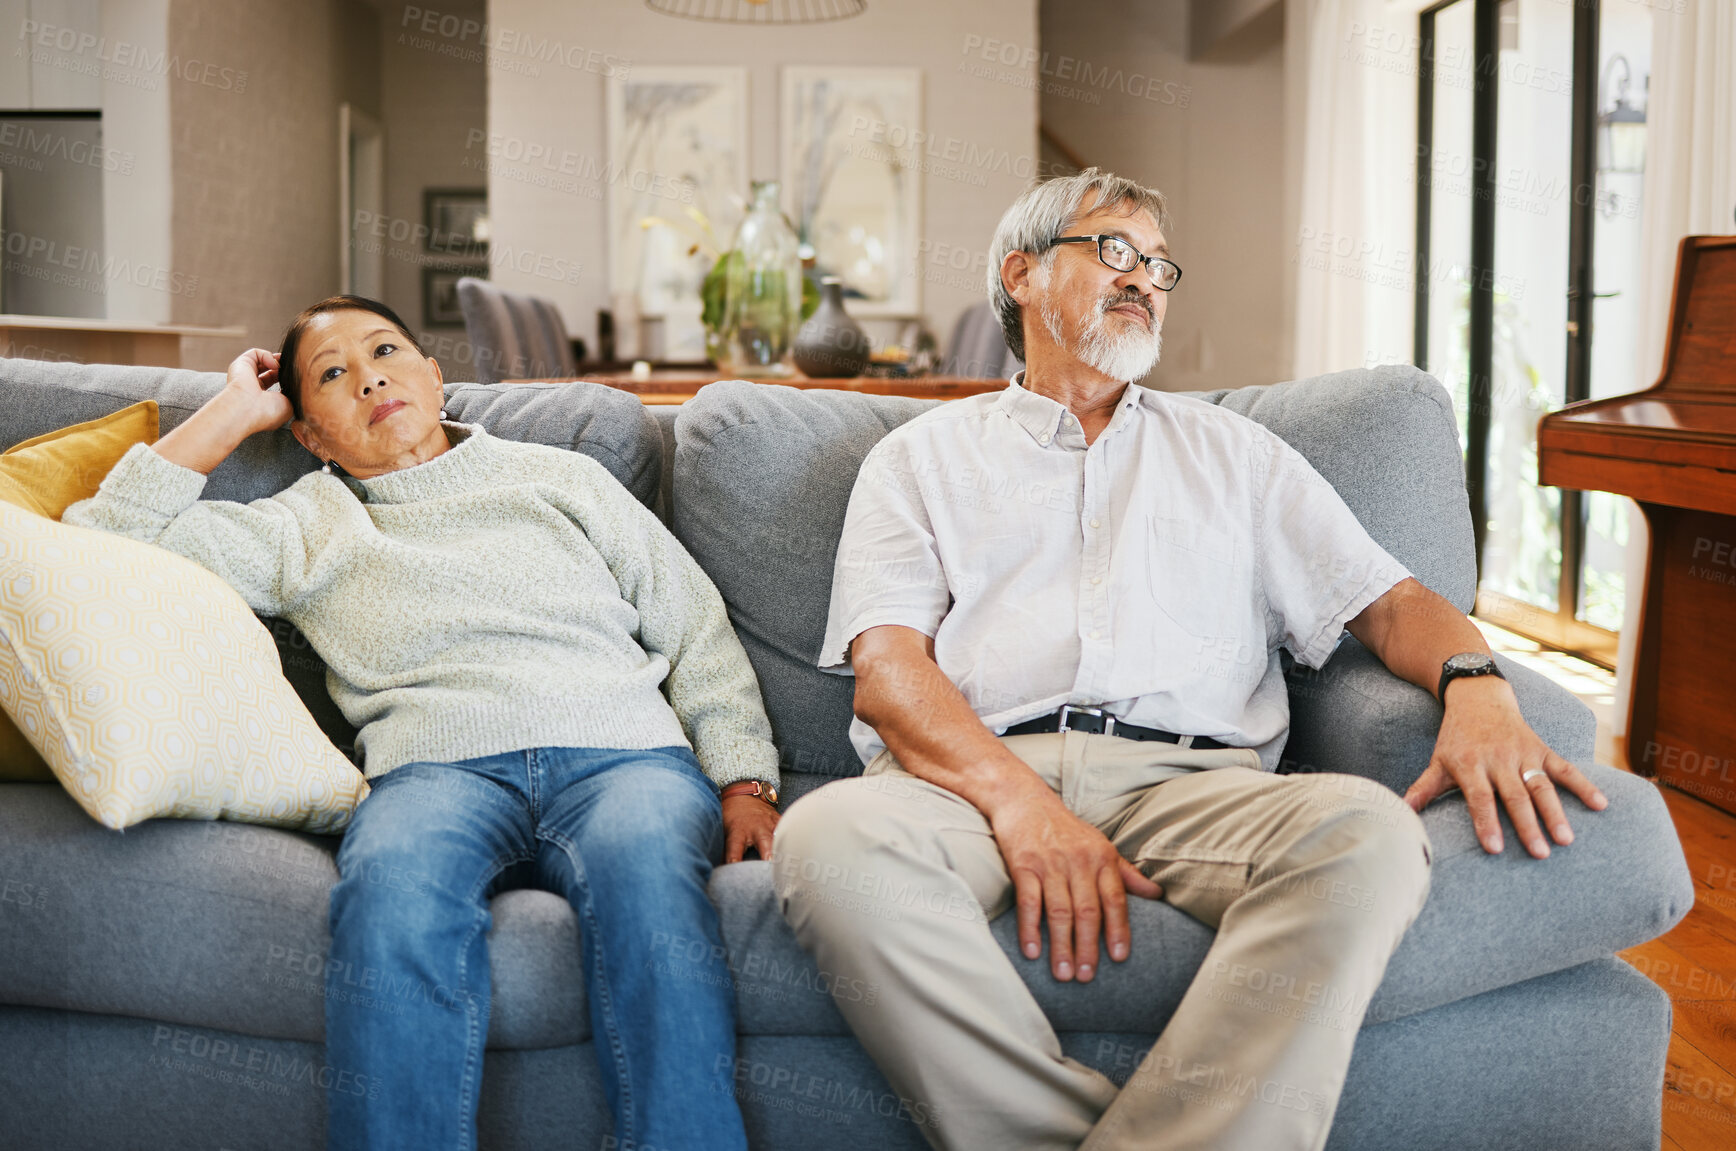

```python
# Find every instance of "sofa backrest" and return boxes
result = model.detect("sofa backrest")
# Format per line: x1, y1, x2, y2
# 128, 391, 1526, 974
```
672, 365, 1476, 801
0, 357, 663, 509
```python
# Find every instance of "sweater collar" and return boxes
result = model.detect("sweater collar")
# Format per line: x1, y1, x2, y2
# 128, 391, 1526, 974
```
346, 422, 499, 505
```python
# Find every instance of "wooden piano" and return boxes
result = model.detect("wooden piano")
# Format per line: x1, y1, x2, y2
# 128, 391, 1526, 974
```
1539, 234, 1736, 813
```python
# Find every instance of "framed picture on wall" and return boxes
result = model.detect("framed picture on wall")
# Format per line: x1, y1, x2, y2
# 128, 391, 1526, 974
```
606, 65, 749, 318
424, 188, 490, 257
781, 66, 923, 317
422, 263, 485, 328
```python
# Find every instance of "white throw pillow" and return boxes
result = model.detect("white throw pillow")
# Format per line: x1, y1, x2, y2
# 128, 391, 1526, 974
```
0, 501, 368, 831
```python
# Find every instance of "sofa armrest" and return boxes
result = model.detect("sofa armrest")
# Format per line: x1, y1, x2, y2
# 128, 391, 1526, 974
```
1282, 636, 1598, 794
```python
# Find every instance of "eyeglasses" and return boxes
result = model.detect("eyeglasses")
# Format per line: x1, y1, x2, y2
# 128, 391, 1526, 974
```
1051, 235, 1183, 291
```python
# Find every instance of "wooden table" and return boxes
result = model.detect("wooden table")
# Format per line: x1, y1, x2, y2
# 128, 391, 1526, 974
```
1538, 235, 1736, 813
0, 315, 245, 368
543, 370, 1008, 406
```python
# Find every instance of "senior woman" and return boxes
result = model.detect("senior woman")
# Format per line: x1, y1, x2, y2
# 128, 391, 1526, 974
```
63, 295, 778, 1151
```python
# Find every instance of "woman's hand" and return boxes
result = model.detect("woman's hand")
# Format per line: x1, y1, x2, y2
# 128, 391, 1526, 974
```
153, 349, 295, 475
722, 794, 779, 864
218, 348, 294, 438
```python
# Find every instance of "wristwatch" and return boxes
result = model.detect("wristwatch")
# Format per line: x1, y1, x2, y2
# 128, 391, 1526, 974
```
1437, 652, 1506, 702
721, 780, 780, 808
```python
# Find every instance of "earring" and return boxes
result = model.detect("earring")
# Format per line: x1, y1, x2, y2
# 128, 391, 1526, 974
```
439, 408, 449, 420
321, 461, 332, 474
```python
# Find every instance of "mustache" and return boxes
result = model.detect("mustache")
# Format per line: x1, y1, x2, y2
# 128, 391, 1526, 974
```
1099, 290, 1156, 325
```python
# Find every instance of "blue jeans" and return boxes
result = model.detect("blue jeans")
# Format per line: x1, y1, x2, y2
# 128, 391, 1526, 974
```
324, 745, 748, 1151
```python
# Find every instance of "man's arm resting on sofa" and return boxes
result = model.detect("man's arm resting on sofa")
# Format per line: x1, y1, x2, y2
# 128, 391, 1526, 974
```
849, 623, 1162, 985
1344, 576, 1609, 858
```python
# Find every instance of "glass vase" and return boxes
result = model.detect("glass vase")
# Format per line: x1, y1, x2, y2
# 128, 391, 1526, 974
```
714, 181, 801, 378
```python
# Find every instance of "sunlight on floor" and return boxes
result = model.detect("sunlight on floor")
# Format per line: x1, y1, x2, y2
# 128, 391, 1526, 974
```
1472, 617, 1624, 769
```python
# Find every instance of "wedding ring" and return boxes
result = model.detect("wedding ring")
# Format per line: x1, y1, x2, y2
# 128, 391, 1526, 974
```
1520, 769, 1547, 786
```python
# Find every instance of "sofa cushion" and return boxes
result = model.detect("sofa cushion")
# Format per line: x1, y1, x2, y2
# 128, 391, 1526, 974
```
0, 399, 160, 519
440, 380, 663, 510
671, 384, 934, 787
673, 370, 1475, 788
0, 785, 587, 1050
0, 504, 367, 832
1196, 365, 1477, 612
0, 358, 664, 511
714, 764, 1689, 1035
0, 762, 1687, 1048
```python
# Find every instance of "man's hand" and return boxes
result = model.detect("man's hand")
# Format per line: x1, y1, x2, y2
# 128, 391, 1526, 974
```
1405, 676, 1609, 858
722, 794, 778, 863
1346, 578, 1610, 860
851, 623, 1164, 981
988, 780, 1163, 983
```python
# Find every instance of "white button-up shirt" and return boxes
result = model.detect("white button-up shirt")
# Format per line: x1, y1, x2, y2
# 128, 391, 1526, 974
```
819, 374, 1412, 770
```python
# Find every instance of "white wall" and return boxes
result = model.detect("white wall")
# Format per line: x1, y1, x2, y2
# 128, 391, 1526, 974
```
487, 0, 1039, 352
378, 0, 486, 346
1040, 0, 1289, 391
101, 0, 172, 324
169, 0, 371, 369
0, 0, 174, 323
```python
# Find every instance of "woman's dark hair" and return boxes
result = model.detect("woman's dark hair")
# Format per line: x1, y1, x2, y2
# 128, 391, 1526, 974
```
277, 295, 424, 418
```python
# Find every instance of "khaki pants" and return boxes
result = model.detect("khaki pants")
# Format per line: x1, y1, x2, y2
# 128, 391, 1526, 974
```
771, 733, 1432, 1151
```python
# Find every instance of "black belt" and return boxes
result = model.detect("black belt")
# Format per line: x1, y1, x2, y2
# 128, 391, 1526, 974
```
1003, 705, 1230, 749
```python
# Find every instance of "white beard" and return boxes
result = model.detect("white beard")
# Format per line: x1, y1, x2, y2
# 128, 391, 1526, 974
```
1041, 295, 1163, 382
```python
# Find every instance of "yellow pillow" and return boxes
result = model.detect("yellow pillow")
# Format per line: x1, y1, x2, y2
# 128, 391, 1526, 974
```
0, 400, 159, 519
0, 401, 160, 781
0, 500, 368, 831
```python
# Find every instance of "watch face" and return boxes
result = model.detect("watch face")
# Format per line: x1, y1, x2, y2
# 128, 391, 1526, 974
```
1446, 652, 1495, 673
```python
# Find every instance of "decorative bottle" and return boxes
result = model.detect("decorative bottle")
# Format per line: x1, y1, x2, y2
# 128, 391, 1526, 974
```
716, 181, 801, 378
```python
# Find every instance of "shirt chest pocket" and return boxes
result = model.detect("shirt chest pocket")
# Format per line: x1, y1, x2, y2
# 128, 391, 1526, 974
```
1146, 516, 1244, 639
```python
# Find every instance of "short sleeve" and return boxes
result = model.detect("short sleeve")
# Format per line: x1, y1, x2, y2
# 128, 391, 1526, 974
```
1256, 434, 1411, 669
817, 437, 951, 675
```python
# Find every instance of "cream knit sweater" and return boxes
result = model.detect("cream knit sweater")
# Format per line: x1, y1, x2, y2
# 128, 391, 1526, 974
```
64, 423, 780, 789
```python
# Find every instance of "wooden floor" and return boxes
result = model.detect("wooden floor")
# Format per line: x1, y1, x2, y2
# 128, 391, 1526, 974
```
1476, 621, 1736, 1150
1621, 787, 1736, 1150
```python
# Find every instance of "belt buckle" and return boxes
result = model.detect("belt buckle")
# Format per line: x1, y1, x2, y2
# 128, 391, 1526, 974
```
1057, 704, 1114, 737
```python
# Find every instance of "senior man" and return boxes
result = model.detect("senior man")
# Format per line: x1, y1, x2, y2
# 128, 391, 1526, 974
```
771, 168, 1609, 1151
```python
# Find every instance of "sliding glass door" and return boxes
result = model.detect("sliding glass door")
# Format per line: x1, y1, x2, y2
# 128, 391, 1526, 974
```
1415, 0, 1646, 667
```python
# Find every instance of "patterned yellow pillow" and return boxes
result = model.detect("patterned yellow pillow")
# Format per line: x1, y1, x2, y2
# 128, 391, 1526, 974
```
0, 400, 161, 781
0, 500, 368, 831
0, 400, 159, 519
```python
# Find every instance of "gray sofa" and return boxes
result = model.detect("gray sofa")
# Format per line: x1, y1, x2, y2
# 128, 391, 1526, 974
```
0, 356, 1693, 1150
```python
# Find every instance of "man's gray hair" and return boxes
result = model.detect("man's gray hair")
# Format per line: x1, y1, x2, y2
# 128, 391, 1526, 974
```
987, 168, 1170, 361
